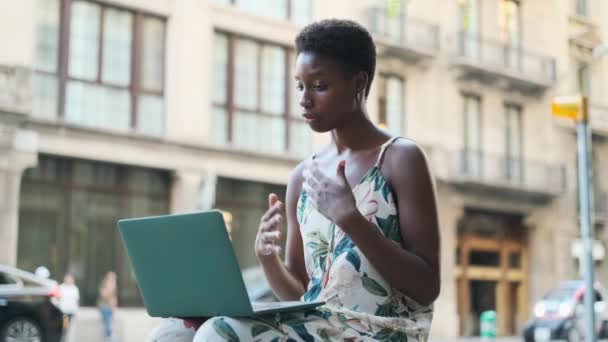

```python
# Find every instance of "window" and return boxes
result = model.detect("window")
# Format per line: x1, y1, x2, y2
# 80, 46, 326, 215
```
458, 0, 480, 59
505, 103, 523, 182
499, 0, 521, 70
0, 273, 19, 286
509, 252, 521, 268
212, 32, 312, 155
459, 0, 480, 33
576, 0, 587, 17
215, 0, 312, 25
499, 0, 521, 46
214, 177, 286, 269
577, 62, 590, 97
18, 155, 170, 306
377, 74, 405, 135
462, 94, 482, 176
370, 2, 406, 43
32, 0, 166, 135
469, 250, 500, 266
33, 0, 60, 119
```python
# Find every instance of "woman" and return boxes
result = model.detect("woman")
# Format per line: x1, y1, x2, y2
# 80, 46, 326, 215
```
98, 271, 118, 340
194, 18, 439, 341
148, 18, 440, 342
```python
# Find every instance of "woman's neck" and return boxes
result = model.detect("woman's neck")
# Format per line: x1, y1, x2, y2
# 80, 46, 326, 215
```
331, 110, 386, 153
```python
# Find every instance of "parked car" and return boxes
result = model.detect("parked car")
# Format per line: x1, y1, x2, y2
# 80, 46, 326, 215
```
523, 280, 608, 342
0, 265, 64, 342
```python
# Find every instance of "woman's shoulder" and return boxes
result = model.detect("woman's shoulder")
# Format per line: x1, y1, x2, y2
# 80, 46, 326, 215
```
382, 138, 430, 176
290, 146, 333, 180
387, 137, 426, 157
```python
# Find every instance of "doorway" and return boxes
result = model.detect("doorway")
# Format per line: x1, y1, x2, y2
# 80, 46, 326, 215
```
456, 233, 528, 336
470, 280, 497, 335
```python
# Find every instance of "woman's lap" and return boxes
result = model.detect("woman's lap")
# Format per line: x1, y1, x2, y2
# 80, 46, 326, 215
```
147, 309, 387, 342
193, 311, 362, 342
145, 318, 197, 342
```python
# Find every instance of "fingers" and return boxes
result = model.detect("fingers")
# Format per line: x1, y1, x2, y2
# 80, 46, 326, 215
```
259, 230, 281, 244
308, 161, 327, 183
268, 193, 278, 208
260, 213, 282, 232
260, 201, 283, 222
258, 244, 281, 256
256, 230, 281, 256
336, 160, 346, 176
336, 160, 350, 187
302, 169, 322, 190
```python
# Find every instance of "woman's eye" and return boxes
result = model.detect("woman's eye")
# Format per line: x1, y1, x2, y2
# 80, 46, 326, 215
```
314, 84, 326, 91
296, 84, 303, 91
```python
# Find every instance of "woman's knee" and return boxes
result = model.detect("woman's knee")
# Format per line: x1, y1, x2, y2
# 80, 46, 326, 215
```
192, 317, 218, 342
145, 318, 197, 342
193, 317, 238, 342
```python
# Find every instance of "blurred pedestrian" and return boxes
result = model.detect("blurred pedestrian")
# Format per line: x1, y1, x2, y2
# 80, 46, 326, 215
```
35, 265, 50, 279
59, 273, 80, 328
98, 271, 117, 341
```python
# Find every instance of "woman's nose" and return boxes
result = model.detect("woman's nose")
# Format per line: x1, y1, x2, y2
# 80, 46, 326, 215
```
299, 93, 312, 109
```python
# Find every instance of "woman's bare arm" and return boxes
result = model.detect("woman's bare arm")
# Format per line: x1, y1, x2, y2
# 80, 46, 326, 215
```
339, 142, 440, 305
257, 163, 309, 301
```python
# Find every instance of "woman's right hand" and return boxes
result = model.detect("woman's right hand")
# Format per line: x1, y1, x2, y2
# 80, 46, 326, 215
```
255, 193, 283, 259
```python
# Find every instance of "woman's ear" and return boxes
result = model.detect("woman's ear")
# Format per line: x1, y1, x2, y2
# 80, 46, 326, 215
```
355, 71, 369, 98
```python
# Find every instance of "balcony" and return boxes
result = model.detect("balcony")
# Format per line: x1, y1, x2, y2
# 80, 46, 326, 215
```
0, 65, 31, 116
449, 32, 556, 95
595, 190, 608, 223
430, 148, 566, 203
568, 0, 599, 53
367, 7, 439, 62
590, 104, 608, 136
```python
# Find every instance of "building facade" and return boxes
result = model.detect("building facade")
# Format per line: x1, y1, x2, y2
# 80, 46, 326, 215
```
0, 0, 606, 338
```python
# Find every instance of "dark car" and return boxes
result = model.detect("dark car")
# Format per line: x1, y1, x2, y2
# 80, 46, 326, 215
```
523, 280, 608, 342
0, 265, 64, 342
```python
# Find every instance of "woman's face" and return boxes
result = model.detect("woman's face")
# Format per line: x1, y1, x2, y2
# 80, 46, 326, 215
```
294, 51, 361, 133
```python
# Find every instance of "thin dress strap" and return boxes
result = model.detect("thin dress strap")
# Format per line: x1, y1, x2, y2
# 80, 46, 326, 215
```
375, 136, 401, 168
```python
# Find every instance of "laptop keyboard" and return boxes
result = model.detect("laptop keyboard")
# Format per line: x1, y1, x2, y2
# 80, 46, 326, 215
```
251, 301, 305, 311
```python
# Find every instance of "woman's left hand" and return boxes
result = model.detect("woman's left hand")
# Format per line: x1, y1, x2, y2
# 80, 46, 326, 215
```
302, 160, 360, 228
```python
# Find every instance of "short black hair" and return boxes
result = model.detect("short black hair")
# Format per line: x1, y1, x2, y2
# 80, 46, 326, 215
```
295, 19, 376, 97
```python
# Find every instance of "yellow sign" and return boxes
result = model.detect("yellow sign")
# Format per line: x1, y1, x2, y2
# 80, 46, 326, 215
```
551, 95, 588, 122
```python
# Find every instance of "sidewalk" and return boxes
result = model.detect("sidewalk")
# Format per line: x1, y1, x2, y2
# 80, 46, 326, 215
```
66, 307, 160, 342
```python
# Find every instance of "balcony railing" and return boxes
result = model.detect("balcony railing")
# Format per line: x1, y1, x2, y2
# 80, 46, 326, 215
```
367, 7, 439, 61
450, 32, 556, 92
594, 190, 608, 222
429, 148, 566, 200
0, 65, 31, 115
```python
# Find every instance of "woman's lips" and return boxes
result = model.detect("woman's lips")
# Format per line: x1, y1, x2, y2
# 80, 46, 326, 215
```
302, 113, 318, 123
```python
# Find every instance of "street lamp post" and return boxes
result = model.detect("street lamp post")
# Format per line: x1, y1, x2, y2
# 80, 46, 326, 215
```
574, 99, 595, 342
550, 42, 607, 342
551, 95, 595, 342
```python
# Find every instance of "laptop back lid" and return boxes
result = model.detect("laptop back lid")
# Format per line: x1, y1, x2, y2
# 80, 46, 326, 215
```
117, 210, 254, 317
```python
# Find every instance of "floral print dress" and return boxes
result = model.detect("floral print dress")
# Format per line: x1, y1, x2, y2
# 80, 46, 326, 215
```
193, 137, 433, 342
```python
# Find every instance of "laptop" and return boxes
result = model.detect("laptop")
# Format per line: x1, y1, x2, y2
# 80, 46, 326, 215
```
117, 210, 324, 318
